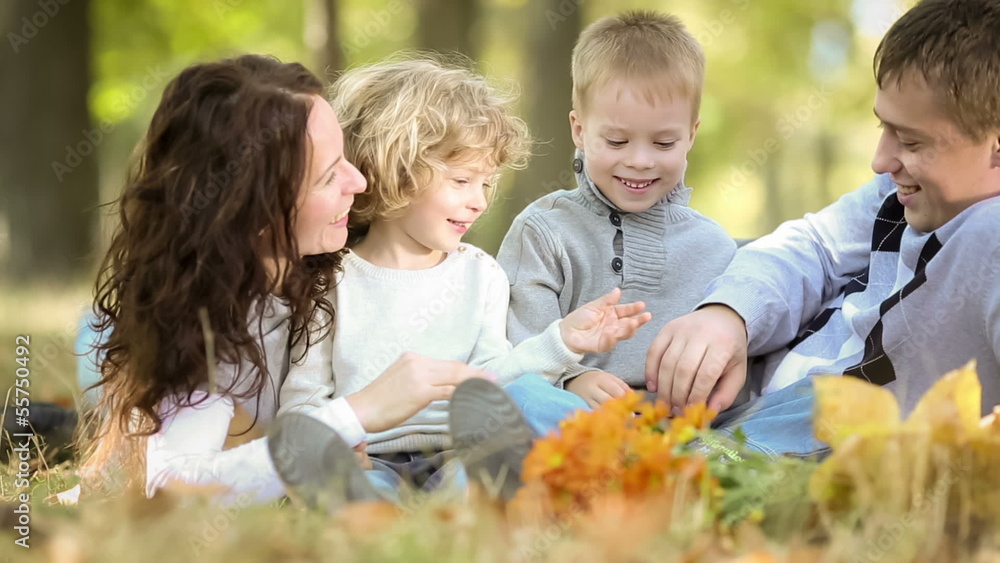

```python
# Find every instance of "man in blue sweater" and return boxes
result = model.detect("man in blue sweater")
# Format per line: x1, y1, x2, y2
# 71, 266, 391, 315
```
646, 0, 1000, 456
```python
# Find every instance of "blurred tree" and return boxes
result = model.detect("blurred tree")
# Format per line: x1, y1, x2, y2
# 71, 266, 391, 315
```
309, 0, 345, 74
87, 0, 308, 256
417, 0, 479, 59
0, 0, 98, 282
468, 0, 580, 255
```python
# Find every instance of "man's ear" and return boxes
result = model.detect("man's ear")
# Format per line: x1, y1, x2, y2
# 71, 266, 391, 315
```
569, 110, 585, 151
990, 133, 1000, 168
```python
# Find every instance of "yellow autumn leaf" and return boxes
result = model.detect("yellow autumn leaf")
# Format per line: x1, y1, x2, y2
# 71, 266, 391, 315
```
979, 405, 1000, 432
813, 375, 900, 448
809, 360, 1000, 526
903, 360, 981, 440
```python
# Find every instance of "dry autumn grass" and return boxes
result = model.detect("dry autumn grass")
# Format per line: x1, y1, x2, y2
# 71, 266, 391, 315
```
2, 287, 1000, 562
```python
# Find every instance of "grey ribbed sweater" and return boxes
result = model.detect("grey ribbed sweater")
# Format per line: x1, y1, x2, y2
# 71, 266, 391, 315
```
497, 151, 736, 387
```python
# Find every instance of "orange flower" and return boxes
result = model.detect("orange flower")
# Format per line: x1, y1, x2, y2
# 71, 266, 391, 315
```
516, 391, 720, 518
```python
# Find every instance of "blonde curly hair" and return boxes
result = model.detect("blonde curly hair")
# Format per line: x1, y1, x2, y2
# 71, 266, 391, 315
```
329, 54, 532, 231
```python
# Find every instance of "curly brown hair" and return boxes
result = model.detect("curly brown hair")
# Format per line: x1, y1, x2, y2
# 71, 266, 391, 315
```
82, 55, 340, 487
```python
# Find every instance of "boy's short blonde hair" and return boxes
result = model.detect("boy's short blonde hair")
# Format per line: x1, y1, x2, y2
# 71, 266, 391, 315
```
572, 10, 704, 120
330, 55, 531, 228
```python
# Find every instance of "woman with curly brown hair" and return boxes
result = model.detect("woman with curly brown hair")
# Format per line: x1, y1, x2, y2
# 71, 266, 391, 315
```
81, 54, 492, 503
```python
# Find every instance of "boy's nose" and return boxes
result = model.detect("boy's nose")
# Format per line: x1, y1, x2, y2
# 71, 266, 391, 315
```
625, 147, 655, 170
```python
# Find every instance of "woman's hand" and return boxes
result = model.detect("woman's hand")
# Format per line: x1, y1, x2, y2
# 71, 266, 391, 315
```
565, 370, 631, 408
346, 352, 494, 434
559, 288, 652, 354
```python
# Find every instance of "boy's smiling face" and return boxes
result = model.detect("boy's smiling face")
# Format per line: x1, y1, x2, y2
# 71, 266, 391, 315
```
872, 72, 1000, 233
570, 78, 699, 213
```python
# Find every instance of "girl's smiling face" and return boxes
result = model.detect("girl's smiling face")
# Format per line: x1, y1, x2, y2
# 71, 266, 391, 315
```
396, 160, 494, 257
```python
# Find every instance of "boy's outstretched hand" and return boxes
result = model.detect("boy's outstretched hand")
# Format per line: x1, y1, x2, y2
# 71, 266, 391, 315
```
644, 305, 749, 412
566, 370, 631, 408
559, 288, 652, 354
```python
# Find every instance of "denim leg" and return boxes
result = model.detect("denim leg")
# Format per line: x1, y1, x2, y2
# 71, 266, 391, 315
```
710, 377, 828, 459
503, 374, 590, 437
422, 458, 468, 502
75, 312, 106, 408
365, 457, 404, 504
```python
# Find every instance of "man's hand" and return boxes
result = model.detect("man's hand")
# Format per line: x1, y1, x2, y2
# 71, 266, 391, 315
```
560, 288, 652, 354
565, 370, 631, 408
644, 305, 749, 412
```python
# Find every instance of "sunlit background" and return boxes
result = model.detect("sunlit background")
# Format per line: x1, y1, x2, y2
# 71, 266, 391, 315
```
0, 0, 913, 402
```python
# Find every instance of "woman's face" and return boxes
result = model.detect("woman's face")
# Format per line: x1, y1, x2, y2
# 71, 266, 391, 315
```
293, 95, 367, 256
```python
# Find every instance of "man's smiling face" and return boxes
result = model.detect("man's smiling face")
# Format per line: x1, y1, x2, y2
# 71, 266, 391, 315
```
871, 72, 1000, 233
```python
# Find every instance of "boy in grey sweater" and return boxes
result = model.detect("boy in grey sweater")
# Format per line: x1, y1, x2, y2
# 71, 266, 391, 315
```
497, 11, 736, 408
647, 0, 1000, 456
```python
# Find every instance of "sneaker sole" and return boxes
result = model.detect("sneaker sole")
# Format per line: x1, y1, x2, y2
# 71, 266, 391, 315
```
268, 413, 379, 511
449, 378, 534, 501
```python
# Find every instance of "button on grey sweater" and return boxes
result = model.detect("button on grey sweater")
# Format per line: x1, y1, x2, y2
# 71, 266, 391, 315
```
497, 151, 736, 387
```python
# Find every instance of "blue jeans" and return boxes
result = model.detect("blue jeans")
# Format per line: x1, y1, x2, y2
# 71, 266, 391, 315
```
75, 312, 105, 408
503, 373, 590, 437
710, 377, 828, 459
366, 450, 468, 504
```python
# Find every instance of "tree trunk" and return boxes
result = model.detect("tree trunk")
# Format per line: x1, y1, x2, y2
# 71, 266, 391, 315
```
471, 0, 581, 254
416, 0, 479, 59
309, 0, 343, 75
0, 0, 97, 283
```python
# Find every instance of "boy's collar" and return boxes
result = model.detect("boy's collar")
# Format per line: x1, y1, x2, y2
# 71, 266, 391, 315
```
573, 149, 693, 215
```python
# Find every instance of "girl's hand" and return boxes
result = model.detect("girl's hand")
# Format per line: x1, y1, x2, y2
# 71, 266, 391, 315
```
565, 370, 631, 408
346, 352, 494, 434
353, 442, 373, 470
559, 288, 652, 354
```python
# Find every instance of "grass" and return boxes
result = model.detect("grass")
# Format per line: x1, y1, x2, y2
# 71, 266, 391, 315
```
0, 282, 89, 407
1, 450, 996, 562
3, 285, 1000, 562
